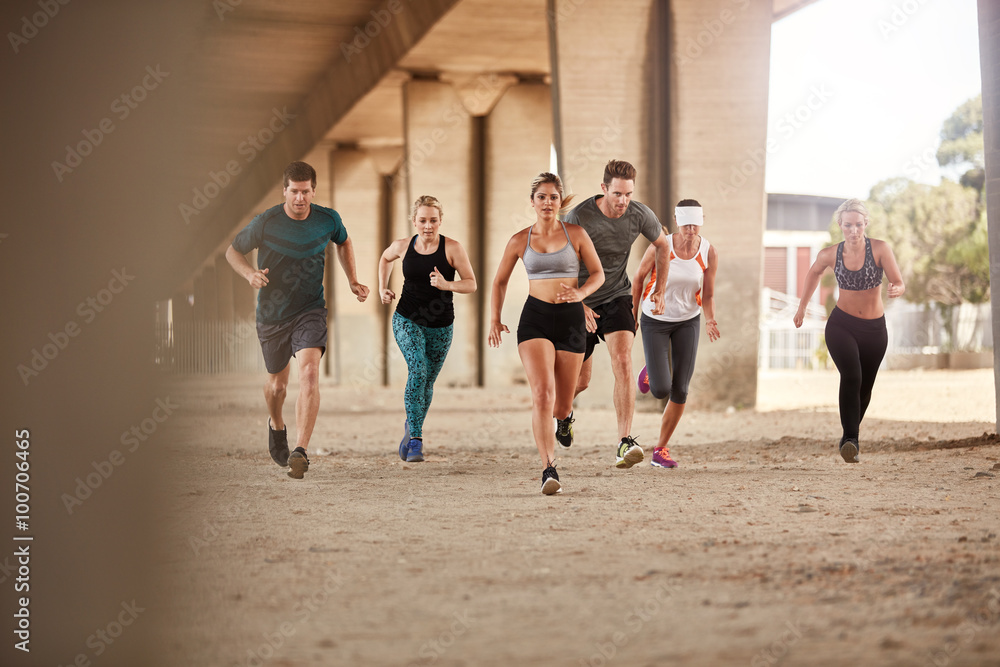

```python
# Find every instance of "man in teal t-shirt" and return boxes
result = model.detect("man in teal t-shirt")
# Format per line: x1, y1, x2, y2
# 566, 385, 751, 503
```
226, 161, 369, 479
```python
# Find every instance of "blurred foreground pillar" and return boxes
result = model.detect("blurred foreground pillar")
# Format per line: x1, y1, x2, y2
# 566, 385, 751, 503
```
978, 0, 1000, 429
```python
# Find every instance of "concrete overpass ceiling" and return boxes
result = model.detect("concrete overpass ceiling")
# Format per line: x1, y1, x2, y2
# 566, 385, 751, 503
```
326, 71, 409, 147
175, 0, 461, 291
396, 0, 549, 75
772, 0, 822, 23
325, 0, 550, 149
180, 0, 810, 290
188, 0, 393, 170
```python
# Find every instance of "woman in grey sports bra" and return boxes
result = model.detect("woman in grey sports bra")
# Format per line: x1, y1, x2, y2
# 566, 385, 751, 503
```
488, 172, 604, 495
794, 199, 905, 464
522, 221, 579, 279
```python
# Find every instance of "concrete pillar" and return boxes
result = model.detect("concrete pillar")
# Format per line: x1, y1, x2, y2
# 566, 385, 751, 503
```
233, 248, 256, 320
171, 291, 193, 326
443, 71, 517, 386
979, 0, 1000, 429
549, 0, 660, 410
214, 253, 235, 321
387, 153, 412, 388
328, 145, 383, 387
192, 273, 206, 321
199, 264, 218, 321
670, 0, 772, 409
365, 146, 405, 387
403, 78, 477, 386
170, 290, 192, 372
483, 82, 554, 386
550, 0, 656, 196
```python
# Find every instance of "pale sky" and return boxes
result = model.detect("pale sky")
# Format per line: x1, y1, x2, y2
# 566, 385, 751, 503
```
765, 0, 983, 199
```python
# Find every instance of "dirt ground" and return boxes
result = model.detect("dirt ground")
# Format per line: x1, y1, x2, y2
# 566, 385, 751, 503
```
155, 369, 1000, 667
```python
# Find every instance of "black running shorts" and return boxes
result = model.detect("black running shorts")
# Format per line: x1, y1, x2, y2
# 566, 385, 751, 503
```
516, 296, 586, 354
584, 294, 636, 360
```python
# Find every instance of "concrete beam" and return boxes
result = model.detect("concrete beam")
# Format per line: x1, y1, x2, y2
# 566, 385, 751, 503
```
174, 0, 460, 298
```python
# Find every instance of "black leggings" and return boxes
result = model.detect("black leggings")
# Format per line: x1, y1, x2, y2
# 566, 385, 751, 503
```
825, 307, 887, 442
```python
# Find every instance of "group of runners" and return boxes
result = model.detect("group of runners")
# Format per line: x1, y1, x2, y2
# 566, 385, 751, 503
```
225, 159, 905, 493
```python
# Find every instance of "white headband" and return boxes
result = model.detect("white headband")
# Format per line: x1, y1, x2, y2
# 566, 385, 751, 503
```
675, 206, 703, 226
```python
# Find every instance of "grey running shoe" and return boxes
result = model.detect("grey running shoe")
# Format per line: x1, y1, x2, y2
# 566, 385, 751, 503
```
615, 436, 644, 469
840, 438, 859, 463
288, 446, 310, 479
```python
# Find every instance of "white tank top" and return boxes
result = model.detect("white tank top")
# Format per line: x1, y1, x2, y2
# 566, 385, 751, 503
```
641, 234, 710, 322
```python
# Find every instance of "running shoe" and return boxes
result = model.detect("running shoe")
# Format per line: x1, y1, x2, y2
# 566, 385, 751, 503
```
615, 436, 644, 469
268, 419, 289, 467
555, 412, 574, 449
406, 438, 424, 463
287, 446, 310, 479
541, 465, 562, 495
637, 366, 650, 395
840, 438, 859, 464
650, 446, 677, 468
398, 420, 410, 460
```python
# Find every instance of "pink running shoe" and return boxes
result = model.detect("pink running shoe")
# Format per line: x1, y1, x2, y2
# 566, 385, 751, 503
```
651, 446, 677, 468
637, 365, 650, 394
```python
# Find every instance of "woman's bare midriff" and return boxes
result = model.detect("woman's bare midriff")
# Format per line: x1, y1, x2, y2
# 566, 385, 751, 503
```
528, 277, 577, 303
836, 286, 884, 319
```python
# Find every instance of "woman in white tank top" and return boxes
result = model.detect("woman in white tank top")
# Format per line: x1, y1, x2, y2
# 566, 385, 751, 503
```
630, 200, 720, 469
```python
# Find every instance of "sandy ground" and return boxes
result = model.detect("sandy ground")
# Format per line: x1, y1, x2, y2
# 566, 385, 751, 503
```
154, 369, 1000, 667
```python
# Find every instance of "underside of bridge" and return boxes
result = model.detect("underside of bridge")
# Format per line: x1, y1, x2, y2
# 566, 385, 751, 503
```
167, 0, 824, 410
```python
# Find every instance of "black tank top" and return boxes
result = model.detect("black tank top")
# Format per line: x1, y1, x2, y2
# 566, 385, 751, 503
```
396, 235, 456, 328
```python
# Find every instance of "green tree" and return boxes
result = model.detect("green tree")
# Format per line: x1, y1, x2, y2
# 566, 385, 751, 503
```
866, 178, 984, 306
936, 94, 984, 192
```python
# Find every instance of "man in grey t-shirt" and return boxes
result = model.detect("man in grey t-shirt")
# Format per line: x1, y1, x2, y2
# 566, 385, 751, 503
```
559, 160, 670, 469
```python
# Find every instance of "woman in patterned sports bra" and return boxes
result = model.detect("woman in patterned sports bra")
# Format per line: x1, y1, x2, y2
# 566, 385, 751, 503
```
794, 199, 905, 463
489, 172, 604, 495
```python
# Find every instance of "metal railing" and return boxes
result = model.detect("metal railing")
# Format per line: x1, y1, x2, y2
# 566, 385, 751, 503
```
758, 288, 827, 370
154, 320, 265, 374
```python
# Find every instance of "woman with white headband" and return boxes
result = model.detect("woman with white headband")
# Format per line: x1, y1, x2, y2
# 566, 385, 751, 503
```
630, 199, 720, 468
793, 198, 904, 463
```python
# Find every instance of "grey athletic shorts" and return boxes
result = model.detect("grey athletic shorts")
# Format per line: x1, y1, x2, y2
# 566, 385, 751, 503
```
256, 307, 327, 374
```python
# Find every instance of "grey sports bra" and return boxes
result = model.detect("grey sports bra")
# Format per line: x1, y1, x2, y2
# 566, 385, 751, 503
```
834, 238, 883, 291
523, 222, 579, 280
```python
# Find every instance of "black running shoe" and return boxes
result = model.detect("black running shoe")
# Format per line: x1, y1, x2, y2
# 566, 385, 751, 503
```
541, 465, 562, 495
840, 438, 859, 464
268, 419, 289, 467
555, 412, 574, 449
288, 446, 310, 479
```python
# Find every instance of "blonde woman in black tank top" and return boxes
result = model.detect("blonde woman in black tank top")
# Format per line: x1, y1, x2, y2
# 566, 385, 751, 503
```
489, 173, 605, 495
379, 196, 477, 462
794, 199, 905, 463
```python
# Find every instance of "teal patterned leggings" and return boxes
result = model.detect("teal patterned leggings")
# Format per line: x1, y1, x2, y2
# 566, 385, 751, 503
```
392, 312, 454, 438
